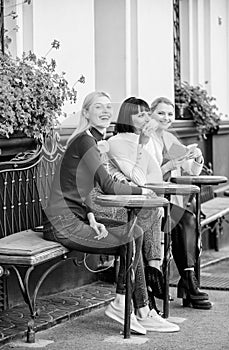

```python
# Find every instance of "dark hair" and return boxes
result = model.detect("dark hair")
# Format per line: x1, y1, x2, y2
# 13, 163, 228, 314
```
115, 97, 150, 134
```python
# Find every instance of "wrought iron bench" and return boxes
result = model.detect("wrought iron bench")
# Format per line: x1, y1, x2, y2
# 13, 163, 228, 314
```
0, 135, 75, 342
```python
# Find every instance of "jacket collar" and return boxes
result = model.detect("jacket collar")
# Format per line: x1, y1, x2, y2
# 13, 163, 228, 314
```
89, 127, 104, 142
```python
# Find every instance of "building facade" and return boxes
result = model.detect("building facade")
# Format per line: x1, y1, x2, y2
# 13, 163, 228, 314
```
3, 0, 229, 120
1, 0, 229, 307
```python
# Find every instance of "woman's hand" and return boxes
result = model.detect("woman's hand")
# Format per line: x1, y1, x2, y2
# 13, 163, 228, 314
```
87, 212, 108, 240
91, 221, 109, 240
163, 156, 186, 173
97, 140, 110, 154
142, 188, 157, 198
142, 119, 158, 136
187, 147, 203, 163
139, 119, 158, 145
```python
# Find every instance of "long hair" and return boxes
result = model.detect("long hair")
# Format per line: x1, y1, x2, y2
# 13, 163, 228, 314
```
150, 96, 174, 113
115, 97, 150, 134
67, 91, 111, 146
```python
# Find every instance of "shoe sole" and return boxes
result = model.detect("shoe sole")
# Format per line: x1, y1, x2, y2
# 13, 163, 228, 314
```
138, 320, 180, 333
189, 294, 209, 300
137, 316, 180, 333
191, 302, 213, 310
143, 327, 180, 333
105, 308, 146, 335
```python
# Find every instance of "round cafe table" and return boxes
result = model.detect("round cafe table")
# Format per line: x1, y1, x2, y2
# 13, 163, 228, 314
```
95, 194, 169, 339
170, 175, 227, 187
143, 181, 200, 196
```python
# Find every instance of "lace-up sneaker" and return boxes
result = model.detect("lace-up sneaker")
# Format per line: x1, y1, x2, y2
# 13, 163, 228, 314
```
137, 309, 180, 333
105, 302, 146, 335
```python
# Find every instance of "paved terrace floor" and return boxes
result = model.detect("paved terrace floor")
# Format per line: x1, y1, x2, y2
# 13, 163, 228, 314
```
0, 246, 229, 350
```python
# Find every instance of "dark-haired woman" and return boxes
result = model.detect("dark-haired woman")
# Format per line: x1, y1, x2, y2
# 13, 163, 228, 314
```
106, 96, 212, 310
106, 97, 165, 309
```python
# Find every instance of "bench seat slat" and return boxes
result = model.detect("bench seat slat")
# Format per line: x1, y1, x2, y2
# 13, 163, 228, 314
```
0, 229, 69, 266
201, 197, 229, 227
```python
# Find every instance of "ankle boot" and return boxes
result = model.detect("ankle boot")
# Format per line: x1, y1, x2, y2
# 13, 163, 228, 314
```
177, 270, 209, 301
177, 271, 212, 310
147, 289, 163, 316
145, 266, 164, 300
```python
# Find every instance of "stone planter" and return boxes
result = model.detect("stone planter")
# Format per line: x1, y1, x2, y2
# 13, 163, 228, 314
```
175, 103, 191, 120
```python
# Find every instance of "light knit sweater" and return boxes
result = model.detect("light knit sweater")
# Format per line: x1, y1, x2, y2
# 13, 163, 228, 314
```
107, 133, 163, 186
101, 130, 204, 207
147, 130, 204, 177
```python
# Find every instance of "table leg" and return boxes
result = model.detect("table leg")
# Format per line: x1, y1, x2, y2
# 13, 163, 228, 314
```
163, 203, 171, 319
195, 192, 201, 283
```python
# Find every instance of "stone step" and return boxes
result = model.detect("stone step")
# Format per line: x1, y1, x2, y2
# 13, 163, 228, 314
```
0, 281, 115, 346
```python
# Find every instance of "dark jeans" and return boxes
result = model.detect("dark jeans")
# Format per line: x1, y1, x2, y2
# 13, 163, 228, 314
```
43, 211, 148, 309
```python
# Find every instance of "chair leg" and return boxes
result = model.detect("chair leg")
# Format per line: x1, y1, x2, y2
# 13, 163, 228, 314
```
124, 240, 133, 339
9, 254, 73, 343
114, 256, 120, 283
214, 219, 223, 251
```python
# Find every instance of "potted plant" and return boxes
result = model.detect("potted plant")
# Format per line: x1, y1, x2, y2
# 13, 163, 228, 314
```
175, 81, 221, 139
0, 51, 78, 159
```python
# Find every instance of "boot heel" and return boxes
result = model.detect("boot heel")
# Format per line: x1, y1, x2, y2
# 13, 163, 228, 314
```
147, 289, 163, 315
182, 297, 191, 307
177, 280, 187, 299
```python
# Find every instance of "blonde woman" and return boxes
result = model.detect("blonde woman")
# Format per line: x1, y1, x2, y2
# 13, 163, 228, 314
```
148, 97, 212, 309
43, 92, 179, 334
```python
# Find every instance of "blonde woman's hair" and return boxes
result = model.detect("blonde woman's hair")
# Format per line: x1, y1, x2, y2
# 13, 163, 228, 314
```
150, 97, 174, 112
67, 91, 111, 146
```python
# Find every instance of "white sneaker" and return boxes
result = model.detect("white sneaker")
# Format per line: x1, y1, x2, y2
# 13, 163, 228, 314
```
105, 301, 147, 335
137, 309, 180, 333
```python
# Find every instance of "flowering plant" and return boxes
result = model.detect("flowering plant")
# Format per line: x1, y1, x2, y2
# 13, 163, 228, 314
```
0, 51, 78, 140
175, 81, 221, 139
